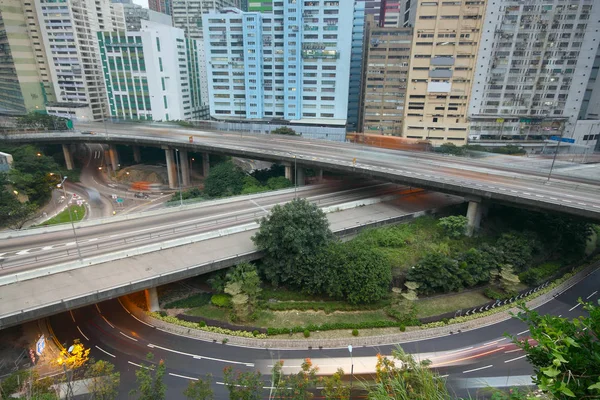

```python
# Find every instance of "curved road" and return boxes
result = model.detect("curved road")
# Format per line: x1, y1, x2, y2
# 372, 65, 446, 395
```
48, 266, 599, 399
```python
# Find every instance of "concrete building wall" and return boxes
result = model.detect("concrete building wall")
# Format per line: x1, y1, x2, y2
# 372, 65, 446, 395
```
469, 1, 600, 141
403, 0, 486, 145
347, 1, 366, 132
361, 14, 411, 136
581, 44, 600, 120
0, 0, 48, 113
123, 3, 172, 31
573, 119, 600, 150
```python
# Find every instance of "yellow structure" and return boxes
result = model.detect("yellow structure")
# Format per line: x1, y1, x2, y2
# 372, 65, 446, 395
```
403, 0, 487, 145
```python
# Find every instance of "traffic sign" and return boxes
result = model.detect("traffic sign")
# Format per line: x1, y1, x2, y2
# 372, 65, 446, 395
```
111, 194, 117, 200
76, 200, 83, 206
116, 197, 124, 204
36, 335, 45, 356
549, 136, 575, 144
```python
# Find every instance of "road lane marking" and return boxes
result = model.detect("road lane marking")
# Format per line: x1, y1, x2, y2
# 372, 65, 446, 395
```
69, 310, 76, 322
96, 346, 115, 358
569, 303, 581, 312
41, 246, 53, 251
101, 315, 115, 328
443, 346, 474, 355
504, 355, 527, 363
504, 349, 522, 354
517, 329, 529, 335
483, 338, 507, 346
117, 299, 155, 327
463, 365, 493, 374
16, 249, 31, 255
128, 361, 150, 369
563, 200, 572, 203
77, 326, 89, 341
95, 304, 102, 313
587, 291, 597, 299
169, 373, 198, 381
119, 332, 138, 341
147, 343, 253, 366
87, 238, 98, 242
250, 199, 268, 213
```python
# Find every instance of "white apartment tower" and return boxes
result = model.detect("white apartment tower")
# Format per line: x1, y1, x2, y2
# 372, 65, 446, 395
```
35, 0, 125, 121
469, 0, 600, 140
172, 0, 239, 106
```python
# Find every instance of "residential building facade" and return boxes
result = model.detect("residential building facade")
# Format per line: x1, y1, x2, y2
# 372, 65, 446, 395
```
469, 0, 600, 141
98, 20, 204, 121
172, 0, 239, 105
149, 0, 173, 16
35, 0, 126, 121
346, 1, 365, 131
122, 3, 172, 31
360, 14, 411, 135
0, 0, 48, 113
402, 0, 486, 145
202, 3, 353, 126
578, 42, 600, 120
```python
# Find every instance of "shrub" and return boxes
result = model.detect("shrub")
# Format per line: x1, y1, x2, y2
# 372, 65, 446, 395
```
484, 287, 513, 301
222, 338, 229, 344
211, 293, 232, 308
164, 293, 212, 309
518, 262, 561, 286
399, 325, 406, 332
438, 215, 468, 238
352, 329, 359, 337
158, 310, 167, 317
148, 312, 268, 339
198, 320, 207, 327
252, 330, 259, 337
303, 329, 310, 338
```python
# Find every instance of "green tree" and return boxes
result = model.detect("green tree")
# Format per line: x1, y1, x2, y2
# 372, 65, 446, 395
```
509, 301, 600, 399
321, 241, 392, 304
252, 198, 334, 287
457, 248, 495, 287
84, 359, 120, 400
271, 358, 320, 400
224, 262, 262, 321
203, 162, 246, 198
406, 252, 466, 295
321, 369, 349, 400
183, 375, 213, 400
436, 142, 465, 156
222, 367, 263, 400
130, 353, 166, 400
241, 176, 268, 195
271, 127, 297, 136
437, 215, 468, 238
266, 176, 292, 190
16, 112, 68, 130
496, 232, 539, 272
0, 175, 38, 229
369, 347, 450, 400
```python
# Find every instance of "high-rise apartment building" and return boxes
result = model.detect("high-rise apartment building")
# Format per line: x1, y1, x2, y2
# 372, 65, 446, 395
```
122, 3, 172, 31
247, 0, 271, 12
149, 0, 173, 16
346, 1, 365, 131
469, 1, 600, 141
360, 14, 411, 135
0, 0, 48, 113
98, 21, 204, 121
203, 3, 353, 125
172, 0, 239, 105
580, 44, 600, 120
402, 0, 486, 145
35, 0, 126, 121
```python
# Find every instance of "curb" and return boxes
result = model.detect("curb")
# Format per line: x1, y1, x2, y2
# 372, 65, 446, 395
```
121, 261, 599, 350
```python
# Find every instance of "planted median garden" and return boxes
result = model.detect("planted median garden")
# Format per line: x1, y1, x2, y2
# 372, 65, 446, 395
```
144, 198, 599, 339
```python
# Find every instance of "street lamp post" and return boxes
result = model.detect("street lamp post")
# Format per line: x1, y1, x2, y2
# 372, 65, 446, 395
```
348, 345, 354, 394
287, 152, 297, 199
547, 123, 565, 181
57, 176, 82, 261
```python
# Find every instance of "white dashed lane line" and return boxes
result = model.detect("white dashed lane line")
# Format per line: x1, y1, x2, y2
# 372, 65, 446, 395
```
169, 373, 198, 381
77, 326, 89, 341
517, 329, 529, 336
587, 291, 598, 299
147, 343, 254, 367
128, 361, 149, 369
504, 355, 527, 363
568, 303, 581, 312
96, 346, 116, 358
119, 332, 138, 341
463, 365, 493, 374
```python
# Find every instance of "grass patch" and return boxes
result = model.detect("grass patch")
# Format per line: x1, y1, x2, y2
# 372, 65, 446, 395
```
186, 304, 230, 320
255, 309, 396, 329
415, 290, 489, 318
265, 299, 390, 313
259, 287, 332, 302
40, 204, 85, 226
164, 293, 211, 309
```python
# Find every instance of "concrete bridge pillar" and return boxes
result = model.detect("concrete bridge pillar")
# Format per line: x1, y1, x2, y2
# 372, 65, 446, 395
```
466, 199, 483, 236
284, 164, 292, 181
132, 146, 141, 163
315, 169, 323, 183
178, 149, 190, 187
202, 153, 210, 177
165, 148, 177, 189
109, 145, 120, 170
62, 144, 74, 171
296, 167, 305, 187
144, 287, 159, 312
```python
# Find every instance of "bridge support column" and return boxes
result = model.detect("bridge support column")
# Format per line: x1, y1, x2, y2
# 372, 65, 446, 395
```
132, 146, 141, 163
466, 200, 483, 237
109, 145, 120, 170
62, 144, 73, 171
165, 148, 177, 189
202, 153, 210, 177
284, 164, 292, 181
179, 150, 190, 187
296, 167, 305, 187
315, 169, 323, 183
144, 287, 159, 312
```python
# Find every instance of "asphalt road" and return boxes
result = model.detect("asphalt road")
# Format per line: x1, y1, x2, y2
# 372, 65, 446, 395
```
0, 180, 406, 273
47, 265, 599, 399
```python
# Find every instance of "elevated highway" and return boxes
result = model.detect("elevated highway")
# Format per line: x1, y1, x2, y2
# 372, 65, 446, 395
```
2, 122, 600, 221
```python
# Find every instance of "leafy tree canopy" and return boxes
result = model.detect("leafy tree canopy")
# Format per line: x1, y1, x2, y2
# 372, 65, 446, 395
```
271, 127, 297, 136
203, 162, 246, 198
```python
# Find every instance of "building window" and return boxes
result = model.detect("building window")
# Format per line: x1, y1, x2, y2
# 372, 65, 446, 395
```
156, 37, 160, 51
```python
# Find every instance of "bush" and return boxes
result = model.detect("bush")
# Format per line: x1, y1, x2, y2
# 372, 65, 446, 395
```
222, 338, 228, 344
272, 126, 297, 136
198, 320, 207, 327
211, 293, 232, 308
436, 142, 466, 156
399, 325, 406, 332
303, 329, 310, 338
164, 293, 212, 309
203, 162, 246, 198
438, 215, 468, 238
158, 310, 167, 317
352, 329, 359, 337
484, 287, 513, 301
252, 330, 259, 337
519, 262, 561, 286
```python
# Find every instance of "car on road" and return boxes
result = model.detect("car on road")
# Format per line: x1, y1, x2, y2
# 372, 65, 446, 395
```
134, 192, 150, 199
81, 131, 95, 135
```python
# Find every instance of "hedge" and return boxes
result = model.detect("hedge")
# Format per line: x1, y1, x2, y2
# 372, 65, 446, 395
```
149, 312, 268, 339
265, 300, 389, 313
164, 293, 212, 309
